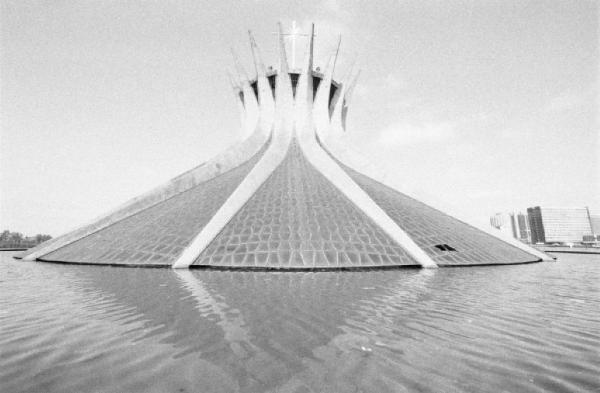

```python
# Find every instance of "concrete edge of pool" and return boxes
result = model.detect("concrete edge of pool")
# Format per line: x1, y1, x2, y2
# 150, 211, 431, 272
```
12, 253, 545, 270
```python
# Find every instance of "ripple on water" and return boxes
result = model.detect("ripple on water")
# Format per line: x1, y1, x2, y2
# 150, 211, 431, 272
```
1, 252, 599, 393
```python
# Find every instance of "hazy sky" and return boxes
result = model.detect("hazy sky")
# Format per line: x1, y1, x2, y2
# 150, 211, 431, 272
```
1, 0, 598, 236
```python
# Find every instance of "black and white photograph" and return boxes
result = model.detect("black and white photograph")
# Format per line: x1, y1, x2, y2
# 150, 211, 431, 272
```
1, 1, 598, 392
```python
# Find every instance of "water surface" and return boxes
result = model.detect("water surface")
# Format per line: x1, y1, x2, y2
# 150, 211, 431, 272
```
1, 252, 599, 392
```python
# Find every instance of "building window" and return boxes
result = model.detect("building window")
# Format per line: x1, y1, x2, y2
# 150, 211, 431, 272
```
434, 244, 457, 252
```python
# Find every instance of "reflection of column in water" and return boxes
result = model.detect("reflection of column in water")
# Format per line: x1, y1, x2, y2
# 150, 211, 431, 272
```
262, 269, 438, 392
352, 268, 437, 337
173, 270, 432, 391
174, 269, 257, 359
382, 268, 437, 305
352, 268, 437, 342
175, 270, 306, 390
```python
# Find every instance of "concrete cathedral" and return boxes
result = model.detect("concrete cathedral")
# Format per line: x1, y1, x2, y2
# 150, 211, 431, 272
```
16, 23, 551, 269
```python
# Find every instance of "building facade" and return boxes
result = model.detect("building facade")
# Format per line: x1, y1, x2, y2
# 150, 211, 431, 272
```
527, 206, 593, 244
490, 213, 511, 236
513, 212, 531, 243
590, 215, 600, 235
490, 212, 531, 243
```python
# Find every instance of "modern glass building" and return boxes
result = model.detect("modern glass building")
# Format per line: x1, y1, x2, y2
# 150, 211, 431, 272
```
512, 212, 531, 243
490, 212, 531, 244
527, 206, 593, 244
591, 215, 600, 235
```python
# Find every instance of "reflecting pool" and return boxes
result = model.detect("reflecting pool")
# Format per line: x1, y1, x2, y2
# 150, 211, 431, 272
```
1, 251, 599, 392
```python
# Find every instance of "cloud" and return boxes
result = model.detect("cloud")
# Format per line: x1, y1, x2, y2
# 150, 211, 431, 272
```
291, 19, 349, 66
543, 92, 584, 113
321, 0, 341, 13
375, 121, 457, 147
464, 189, 505, 199
381, 73, 407, 90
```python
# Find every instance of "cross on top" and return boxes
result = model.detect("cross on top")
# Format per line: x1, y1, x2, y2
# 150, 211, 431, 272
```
273, 21, 311, 68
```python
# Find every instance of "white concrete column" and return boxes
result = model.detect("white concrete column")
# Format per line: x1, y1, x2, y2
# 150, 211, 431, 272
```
21, 56, 272, 263
321, 74, 552, 262
297, 130, 438, 268
313, 36, 340, 135
249, 30, 274, 135
294, 29, 437, 269
174, 270, 254, 356
172, 22, 295, 269
232, 51, 260, 140
226, 71, 245, 135
22, 120, 273, 262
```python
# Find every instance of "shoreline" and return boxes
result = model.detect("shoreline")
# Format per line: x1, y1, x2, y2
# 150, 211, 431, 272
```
535, 246, 600, 255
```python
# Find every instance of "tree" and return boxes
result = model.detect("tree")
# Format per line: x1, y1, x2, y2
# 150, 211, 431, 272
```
9, 232, 23, 244
35, 234, 52, 244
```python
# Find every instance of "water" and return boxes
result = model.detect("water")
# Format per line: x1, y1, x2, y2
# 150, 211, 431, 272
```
1, 251, 599, 393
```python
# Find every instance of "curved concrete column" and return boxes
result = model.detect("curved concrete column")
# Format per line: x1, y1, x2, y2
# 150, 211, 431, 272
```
328, 70, 360, 138
226, 71, 245, 134
21, 121, 272, 262
320, 142, 552, 262
317, 66, 392, 198
319, 72, 392, 189
298, 129, 437, 268
174, 270, 254, 353
172, 23, 295, 269
21, 63, 271, 262
294, 31, 437, 269
274, 22, 295, 132
249, 30, 275, 133
313, 36, 340, 133
321, 77, 552, 262
313, 55, 335, 134
294, 23, 315, 133
232, 57, 260, 140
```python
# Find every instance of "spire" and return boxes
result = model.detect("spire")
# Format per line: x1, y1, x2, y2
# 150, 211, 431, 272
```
227, 70, 247, 133
274, 21, 293, 114
332, 34, 341, 74
313, 34, 340, 134
277, 22, 290, 76
248, 30, 267, 77
305, 23, 315, 103
305, 23, 315, 76
295, 22, 315, 107
330, 64, 358, 136
344, 69, 361, 107
246, 30, 273, 131
317, 38, 340, 102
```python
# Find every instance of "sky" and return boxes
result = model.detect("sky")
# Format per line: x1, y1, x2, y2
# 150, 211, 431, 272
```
1, 0, 598, 236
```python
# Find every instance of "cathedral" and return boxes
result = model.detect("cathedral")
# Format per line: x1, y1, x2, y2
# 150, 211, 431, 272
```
16, 23, 551, 269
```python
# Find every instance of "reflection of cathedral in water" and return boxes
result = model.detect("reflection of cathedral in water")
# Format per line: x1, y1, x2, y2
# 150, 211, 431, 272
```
68, 265, 438, 391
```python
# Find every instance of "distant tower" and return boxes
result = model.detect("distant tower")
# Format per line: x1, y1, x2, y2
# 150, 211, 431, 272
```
591, 214, 600, 235
515, 212, 532, 244
527, 206, 593, 244
490, 213, 512, 236
17, 23, 551, 269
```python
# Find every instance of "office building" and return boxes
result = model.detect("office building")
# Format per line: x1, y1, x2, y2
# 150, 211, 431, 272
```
527, 206, 593, 244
